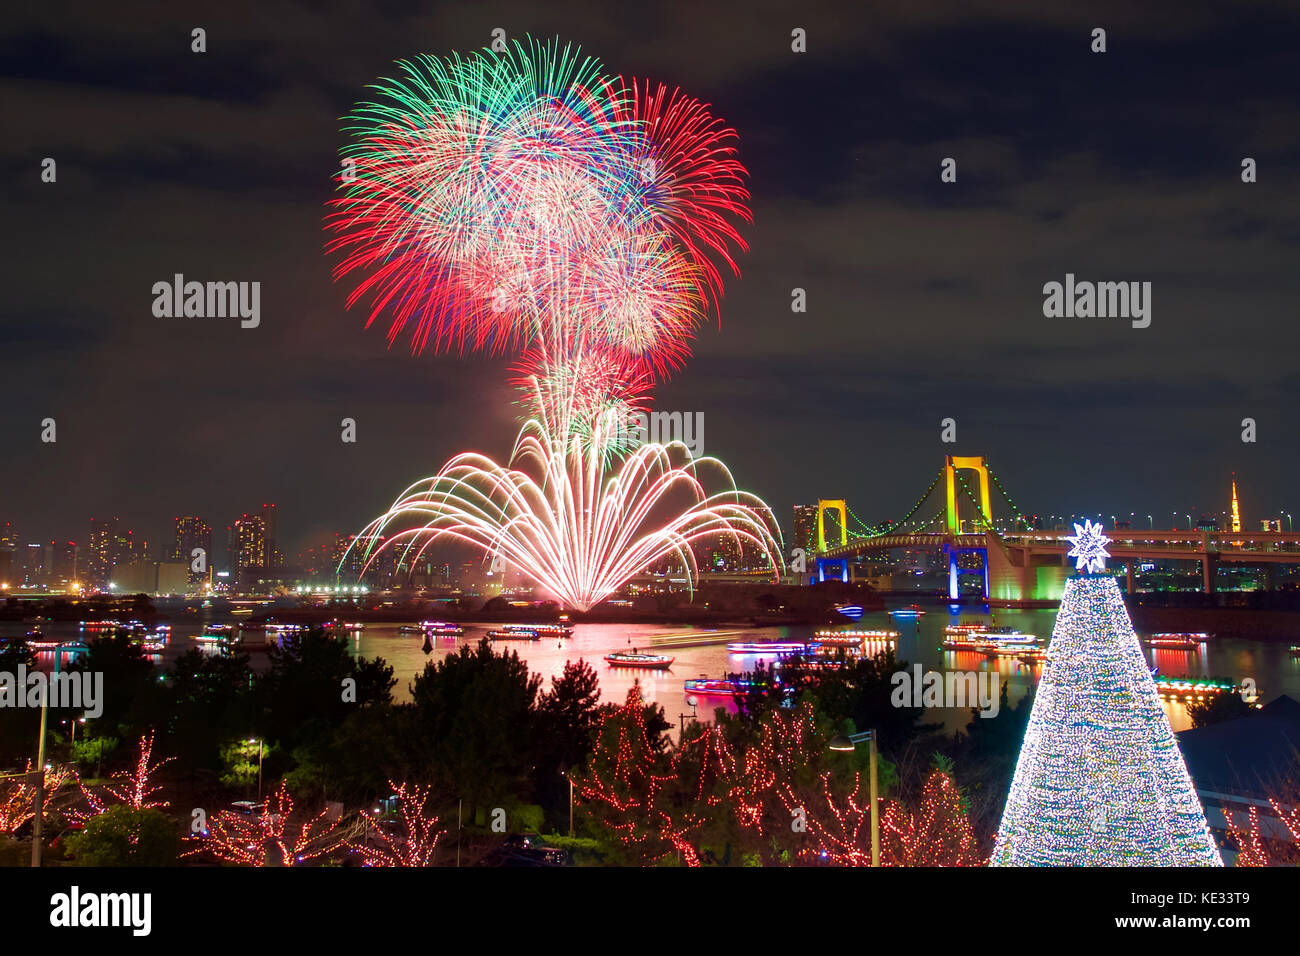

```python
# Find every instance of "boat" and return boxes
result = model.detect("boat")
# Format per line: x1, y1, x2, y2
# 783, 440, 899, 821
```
517, 623, 573, 638
1144, 633, 1208, 649
1152, 674, 1237, 699
726, 641, 813, 655
683, 676, 755, 697
943, 623, 1020, 637
26, 628, 63, 649
195, 627, 231, 645
605, 651, 675, 669
1291, 645, 1300, 657
888, 605, 926, 619
1016, 647, 1048, 663
979, 633, 1040, 657
399, 621, 459, 635
78, 620, 118, 631
487, 625, 541, 641
813, 628, 899, 645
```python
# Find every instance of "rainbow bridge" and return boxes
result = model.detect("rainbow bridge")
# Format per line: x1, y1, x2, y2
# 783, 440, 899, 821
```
812, 456, 1300, 601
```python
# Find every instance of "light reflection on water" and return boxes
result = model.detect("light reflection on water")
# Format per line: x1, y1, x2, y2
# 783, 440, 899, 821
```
6, 603, 1299, 736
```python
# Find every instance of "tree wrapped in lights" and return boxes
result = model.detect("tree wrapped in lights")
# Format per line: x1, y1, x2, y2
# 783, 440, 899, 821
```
1225, 787, 1300, 866
0, 762, 73, 835
992, 521, 1222, 866
881, 768, 982, 866
350, 781, 446, 867
572, 686, 697, 865
186, 781, 359, 867
75, 732, 172, 821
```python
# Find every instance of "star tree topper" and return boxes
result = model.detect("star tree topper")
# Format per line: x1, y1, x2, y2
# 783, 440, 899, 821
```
1066, 518, 1112, 573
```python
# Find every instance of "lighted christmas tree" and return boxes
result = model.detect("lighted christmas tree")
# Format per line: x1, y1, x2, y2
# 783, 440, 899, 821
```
991, 520, 1222, 866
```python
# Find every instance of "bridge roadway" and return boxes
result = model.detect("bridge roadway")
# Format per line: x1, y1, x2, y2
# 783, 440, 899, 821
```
820, 528, 1300, 595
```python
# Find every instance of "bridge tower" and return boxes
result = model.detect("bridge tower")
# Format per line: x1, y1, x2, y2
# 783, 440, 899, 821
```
817, 499, 847, 552
815, 499, 850, 584
945, 456, 992, 535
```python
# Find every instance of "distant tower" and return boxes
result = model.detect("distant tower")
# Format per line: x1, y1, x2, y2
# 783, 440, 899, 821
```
1230, 475, 1241, 534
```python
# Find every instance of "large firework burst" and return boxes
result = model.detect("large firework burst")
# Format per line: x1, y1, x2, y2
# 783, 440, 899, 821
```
325, 36, 748, 413
345, 405, 781, 611
329, 37, 780, 605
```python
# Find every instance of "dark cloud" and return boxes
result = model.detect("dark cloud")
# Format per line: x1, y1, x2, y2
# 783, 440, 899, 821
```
2, 0, 1298, 558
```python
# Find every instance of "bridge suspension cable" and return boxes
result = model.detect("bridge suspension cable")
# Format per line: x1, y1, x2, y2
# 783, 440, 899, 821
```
843, 470, 945, 540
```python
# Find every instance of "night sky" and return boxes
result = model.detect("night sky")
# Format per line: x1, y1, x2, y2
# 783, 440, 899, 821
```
4, 1, 1300, 558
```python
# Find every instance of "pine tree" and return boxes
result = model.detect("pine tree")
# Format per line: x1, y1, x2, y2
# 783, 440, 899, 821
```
993, 522, 1219, 865
992, 557, 1222, 866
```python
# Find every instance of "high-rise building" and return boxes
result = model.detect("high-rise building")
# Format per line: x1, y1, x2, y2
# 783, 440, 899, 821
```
86, 516, 117, 587
45, 540, 78, 588
261, 502, 281, 568
85, 517, 143, 588
233, 513, 267, 574
20, 542, 44, 587
172, 516, 212, 587
792, 505, 818, 555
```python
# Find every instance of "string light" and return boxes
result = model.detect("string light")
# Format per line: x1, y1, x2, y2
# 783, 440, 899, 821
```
0, 761, 72, 835
186, 781, 358, 866
72, 732, 172, 822
349, 780, 446, 867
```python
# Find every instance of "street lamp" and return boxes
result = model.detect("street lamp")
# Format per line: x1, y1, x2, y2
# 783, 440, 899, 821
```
828, 729, 879, 867
1147, 515, 1153, 529
677, 695, 699, 740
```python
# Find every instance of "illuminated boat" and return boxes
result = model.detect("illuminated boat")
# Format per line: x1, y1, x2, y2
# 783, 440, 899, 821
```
79, 620, 118, 631
833, 603, 864, 621
726, 641, 813, 655
605, 651, 674, 669
487, 625, 541, 641
683, 677, 755, 697
1016, 647, 1048, 663
943, 623, 1019, 637
813, 629, 899, 645
398, 624, 426, 633
1144, 633, 1208, 649
421, 621, 464, 637
518, 623, 573, 638
195, 627, 232, 645
1152, 675, 1237, 699
26, 628, 63, 649
1291, 645, 1300, 657
978, 633, 1040, 657
888, 605, 926, 619
335, 621, 364, 632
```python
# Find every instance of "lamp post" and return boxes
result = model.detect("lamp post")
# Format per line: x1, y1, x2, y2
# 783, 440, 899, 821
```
1147, 515, 1153, 529
829, 729, 878, 866
677, 695, 699, 741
